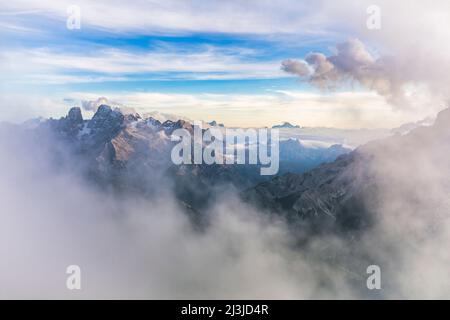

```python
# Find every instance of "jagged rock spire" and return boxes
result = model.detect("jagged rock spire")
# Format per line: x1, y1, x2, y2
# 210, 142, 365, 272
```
67, 107, 83, 124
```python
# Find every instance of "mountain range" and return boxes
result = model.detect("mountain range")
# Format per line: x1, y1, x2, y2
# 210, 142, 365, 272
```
5, 105, 350, 212
3, 104, 446, 236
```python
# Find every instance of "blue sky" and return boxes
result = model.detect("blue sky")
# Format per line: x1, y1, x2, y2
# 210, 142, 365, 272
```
1, 0, 447, 127
1, 16, 331, 91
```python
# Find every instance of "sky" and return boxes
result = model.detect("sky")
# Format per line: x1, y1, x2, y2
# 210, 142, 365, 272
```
1, 0, 450, 128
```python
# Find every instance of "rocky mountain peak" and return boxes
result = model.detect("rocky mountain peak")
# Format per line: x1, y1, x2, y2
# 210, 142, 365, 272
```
282, 138, 303, 148
67, 107, 83, 124
272, 122, 300, 129
85, 105, 125, 147
89, 105, 124, 128
92, 104, 114, 118
124, 113, 142, 123
47, 107, 84, 139
162, 119, 193, 135
208, 120, 224, 127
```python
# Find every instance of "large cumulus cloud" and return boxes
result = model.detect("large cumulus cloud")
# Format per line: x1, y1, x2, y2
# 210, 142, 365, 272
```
281, 39, 409, 106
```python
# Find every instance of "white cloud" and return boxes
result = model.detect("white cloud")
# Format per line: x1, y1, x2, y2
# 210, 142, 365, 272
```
2, 0, 450, 127
0, 0, 335, 36
0, 93, 69, 123
0, 46, 285, 84
64, 90, 422, 129
0, 89, 435, 129
282, 38, 450, 111
281, 59, 310, 77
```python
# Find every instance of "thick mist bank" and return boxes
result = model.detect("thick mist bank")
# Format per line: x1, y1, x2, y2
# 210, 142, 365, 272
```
1, 108, 450, 299
0, 129, 361, 299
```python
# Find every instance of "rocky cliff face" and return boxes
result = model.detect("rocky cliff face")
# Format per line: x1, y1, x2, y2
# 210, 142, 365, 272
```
243, 150, 377, 234
243, 107, 450, 234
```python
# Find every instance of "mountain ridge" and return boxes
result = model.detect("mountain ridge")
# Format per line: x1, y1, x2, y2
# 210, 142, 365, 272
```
243, 107, 450, 234
10, 105, 350, 211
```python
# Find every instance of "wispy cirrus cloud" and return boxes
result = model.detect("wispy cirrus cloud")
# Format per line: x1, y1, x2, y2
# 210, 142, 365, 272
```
0, 0, 336, 36
0, 46, 287, 84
